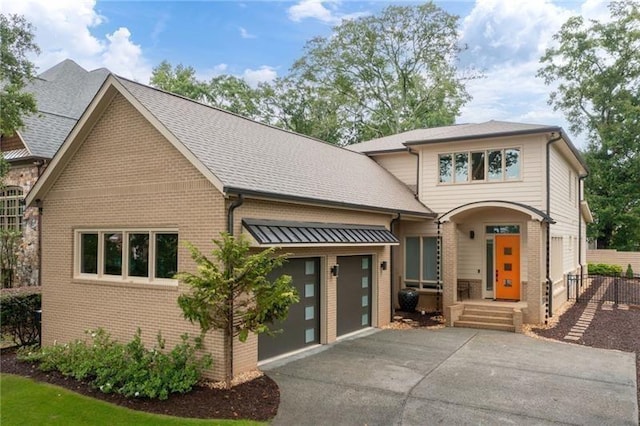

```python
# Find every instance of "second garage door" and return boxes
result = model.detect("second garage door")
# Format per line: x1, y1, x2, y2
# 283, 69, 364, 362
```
258, 257, 321, 361
337, 255, 372, 336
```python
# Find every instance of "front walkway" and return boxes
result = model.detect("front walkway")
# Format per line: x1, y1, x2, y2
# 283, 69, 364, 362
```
263, 328, 638, 425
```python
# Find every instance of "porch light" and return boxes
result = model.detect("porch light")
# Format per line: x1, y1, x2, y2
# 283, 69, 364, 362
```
469, 230, 475, 239
331, 265, 339, 277
380, 261, 388, 270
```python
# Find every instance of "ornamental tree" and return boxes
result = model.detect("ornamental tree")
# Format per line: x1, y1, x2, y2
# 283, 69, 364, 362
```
177, 233, 298, 388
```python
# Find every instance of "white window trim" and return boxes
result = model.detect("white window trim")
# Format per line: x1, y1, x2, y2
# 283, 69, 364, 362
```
404, 235, 440, 292
74, 228, 178, 286
438, 147, 523, 185
0, 186, 24, 231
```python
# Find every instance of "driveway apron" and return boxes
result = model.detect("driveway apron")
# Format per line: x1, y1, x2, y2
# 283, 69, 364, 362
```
262, 328, 638, 425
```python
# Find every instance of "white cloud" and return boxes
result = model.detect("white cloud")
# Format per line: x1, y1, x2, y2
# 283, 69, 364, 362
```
1, 0, 151, 82
239, 27, 256, 39
242, 66, 278, 87
287, 0, 367, 24
196, 63, 229, 81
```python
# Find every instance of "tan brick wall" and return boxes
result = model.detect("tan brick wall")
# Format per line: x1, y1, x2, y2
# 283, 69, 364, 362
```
525, 220, 544, 324
441, 221, 457, 321
587, 249, 640, 273
41, 92, 395, 380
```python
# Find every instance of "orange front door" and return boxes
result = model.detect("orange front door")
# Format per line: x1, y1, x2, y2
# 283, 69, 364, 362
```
495, 235, 520, 300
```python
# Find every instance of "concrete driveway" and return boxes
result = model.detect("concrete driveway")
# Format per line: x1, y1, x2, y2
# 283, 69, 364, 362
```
262, 328, 638, 425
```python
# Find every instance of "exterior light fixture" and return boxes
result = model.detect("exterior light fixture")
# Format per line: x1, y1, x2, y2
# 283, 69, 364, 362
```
469, 230, 475, 239
380, 261, 388, 270
330, 265, 339, 277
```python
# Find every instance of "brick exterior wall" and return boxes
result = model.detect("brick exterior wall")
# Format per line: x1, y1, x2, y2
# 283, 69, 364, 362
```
40, 92, 395, 380
525, 220, 544, 324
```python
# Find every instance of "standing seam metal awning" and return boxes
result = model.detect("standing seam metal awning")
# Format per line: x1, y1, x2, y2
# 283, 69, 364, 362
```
242, 218, 399, 245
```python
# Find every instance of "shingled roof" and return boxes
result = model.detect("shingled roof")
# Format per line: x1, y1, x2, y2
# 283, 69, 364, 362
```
348, 121, 561, 154
12, 59, 109, 159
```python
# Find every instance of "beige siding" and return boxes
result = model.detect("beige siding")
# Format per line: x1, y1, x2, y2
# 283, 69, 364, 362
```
418, 134, 546, 214
372, 152, 417, 188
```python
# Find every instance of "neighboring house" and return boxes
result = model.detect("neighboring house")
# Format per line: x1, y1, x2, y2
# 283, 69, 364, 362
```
25, 71, 593, 380
349, 121, 593, 328
0, 59, 109, 286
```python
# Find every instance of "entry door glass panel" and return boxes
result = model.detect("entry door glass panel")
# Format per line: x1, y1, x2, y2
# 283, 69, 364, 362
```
337, 255, 372, 336
485, 239, 494, 294
495, 235, 520, 300
258, 257, 320, 361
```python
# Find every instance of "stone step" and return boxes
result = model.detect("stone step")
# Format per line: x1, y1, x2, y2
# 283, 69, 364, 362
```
454, 320, 516, 332
458, 314, 513, 325
463, 308, 513, 319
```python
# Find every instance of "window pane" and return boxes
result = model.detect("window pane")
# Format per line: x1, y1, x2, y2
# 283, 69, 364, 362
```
405, 237, 419, 280
80, 233, 98, 274
129, 233, 149, 277
155, 233, 178, 279
485, 225, 520, 234
488, 150, 502, 181
505, 148, 520, 179
104, 232, 122, 275
455, 153, 468, 182
439, 154, 452, 183
471, 152, 485, 181
422, 237, 438, 281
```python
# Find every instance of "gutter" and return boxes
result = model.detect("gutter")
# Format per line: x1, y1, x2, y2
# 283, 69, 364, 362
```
389, 213, 401, 322
227, 194, 244, 235
35, 160, 46, 287
578, 173, 588, 292
545, 133, 563, 320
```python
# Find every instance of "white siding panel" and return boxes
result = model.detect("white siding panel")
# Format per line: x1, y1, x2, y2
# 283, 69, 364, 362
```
373, 153, 417, 187
419, 134, 546, 214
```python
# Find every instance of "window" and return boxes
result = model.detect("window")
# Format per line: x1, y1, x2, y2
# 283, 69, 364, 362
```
0, 187, 24, 231
485, 225, 520, 234
438, 148, 521, 184
405, 236, 439, 290
76, 230, 178, 283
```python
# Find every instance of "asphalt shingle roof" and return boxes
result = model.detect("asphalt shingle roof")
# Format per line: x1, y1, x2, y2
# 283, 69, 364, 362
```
117, 77, 433, 216
348, 121, 560, 153
18, 59, 109, 158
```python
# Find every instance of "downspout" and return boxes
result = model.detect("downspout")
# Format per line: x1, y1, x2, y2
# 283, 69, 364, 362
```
390, 213, 401, 322
546, 134, 563, 320
226, 194, 244, 235
35, 160, 46, 287
578, 174, 588, 293
407, 148, 419, 197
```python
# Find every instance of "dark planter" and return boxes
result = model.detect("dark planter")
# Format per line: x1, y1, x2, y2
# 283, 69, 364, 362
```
398, 288, 419, 312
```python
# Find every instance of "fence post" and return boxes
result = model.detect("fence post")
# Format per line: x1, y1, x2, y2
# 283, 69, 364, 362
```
614, 278, 618, 305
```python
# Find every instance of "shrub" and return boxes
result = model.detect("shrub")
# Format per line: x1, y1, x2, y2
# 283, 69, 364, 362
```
626, 264, 634, 278
587, 263, 623, 276
0, 291, 41, 346
18, 328, 212, 400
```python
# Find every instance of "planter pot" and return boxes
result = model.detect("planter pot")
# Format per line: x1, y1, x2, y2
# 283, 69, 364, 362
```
398, 288, 419, 312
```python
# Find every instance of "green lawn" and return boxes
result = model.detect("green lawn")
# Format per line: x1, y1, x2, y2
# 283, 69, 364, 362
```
0, 374, 263, 426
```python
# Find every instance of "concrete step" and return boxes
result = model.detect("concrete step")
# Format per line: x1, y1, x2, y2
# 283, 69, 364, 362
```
454, 320, 516, 332
458, 314, 513, 325
463, 308, 513, 319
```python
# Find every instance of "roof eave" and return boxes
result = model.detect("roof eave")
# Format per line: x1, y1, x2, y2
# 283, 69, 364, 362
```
404, 126, 563, 147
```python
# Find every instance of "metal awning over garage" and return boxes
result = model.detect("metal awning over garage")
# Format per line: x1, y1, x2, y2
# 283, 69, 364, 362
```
242, 218, 399, 246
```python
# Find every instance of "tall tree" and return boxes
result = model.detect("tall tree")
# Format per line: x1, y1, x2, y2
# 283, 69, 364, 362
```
149, 60, 208, 103
538, 0, 640, 250
289, 2, 475, 144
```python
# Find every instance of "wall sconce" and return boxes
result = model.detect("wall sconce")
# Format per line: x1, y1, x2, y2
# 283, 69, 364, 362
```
330, 265, 339, 277
469, 230, 475, 240
380, 261, 388, 270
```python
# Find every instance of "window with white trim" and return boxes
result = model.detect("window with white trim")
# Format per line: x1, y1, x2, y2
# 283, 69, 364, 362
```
439, 148, 521, 183
76, 230, 178, 283
405, 236, 439, 290
0, 187, 24, 231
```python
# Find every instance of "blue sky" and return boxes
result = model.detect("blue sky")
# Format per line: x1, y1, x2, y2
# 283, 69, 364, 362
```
2, 0, 613, 149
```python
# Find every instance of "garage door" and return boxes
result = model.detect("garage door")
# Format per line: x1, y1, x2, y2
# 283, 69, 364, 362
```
337, 255, 372, 336
258, 257, 320, 361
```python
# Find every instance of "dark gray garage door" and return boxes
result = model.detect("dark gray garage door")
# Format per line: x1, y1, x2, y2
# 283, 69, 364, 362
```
258, 257, 321, 361
337, 255, 372, 336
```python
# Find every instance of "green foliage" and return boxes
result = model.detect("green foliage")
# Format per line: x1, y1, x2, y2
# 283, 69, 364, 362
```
18, 328, 212, 400
0, 229, 22, 288
626, 264, 634, 278
149, 61, 207, 102
0, 291, 40, 346
538, 1, 640, 250
176, 233, 298, 387
0, 14, 40, 136
587, 263, 623, 276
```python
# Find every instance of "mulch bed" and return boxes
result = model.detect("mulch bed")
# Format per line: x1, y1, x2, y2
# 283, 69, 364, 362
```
532, 302, 640, 420
387, 310, 445, 328
0, 347, 279, 421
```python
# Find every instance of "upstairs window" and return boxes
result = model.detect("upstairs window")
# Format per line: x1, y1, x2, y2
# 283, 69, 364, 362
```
76, 230, 178, 283
0, 187, 24, 231
439, 148, 521, 184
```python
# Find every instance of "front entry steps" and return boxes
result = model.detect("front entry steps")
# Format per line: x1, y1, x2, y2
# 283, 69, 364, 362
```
452, 304, 522, 333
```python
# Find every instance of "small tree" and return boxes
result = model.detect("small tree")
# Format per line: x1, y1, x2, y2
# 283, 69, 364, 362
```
177, 233, 298, 388
626, 264, 634, 279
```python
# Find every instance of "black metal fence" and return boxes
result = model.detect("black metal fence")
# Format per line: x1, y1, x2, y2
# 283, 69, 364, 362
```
567, 274, 640, 305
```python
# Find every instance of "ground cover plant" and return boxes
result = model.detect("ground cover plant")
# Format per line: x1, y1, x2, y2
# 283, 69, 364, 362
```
0, 374, 263, 426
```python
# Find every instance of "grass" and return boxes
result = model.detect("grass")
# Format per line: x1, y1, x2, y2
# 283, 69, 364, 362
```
0, 374, 263, 426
